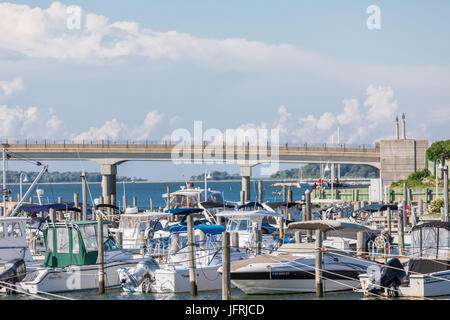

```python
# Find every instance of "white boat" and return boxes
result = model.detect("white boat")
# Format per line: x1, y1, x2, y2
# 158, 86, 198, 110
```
119, 222, 249, 293
216, 208, 282, 253
359, 221, 450, 297
113, 211, 171, 250
18, 219, 158, 294
221, 220, 374, 294
0, 216, 35, 293
163, 184, 224, 210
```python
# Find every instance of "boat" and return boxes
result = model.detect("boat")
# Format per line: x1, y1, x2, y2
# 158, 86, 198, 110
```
221, 220, 375, 294
17, 217, 158, 294
163, 183, 224, 210
112, 211, 171, 251
359, 221, 450, 297
0, 217, 35, 294
215, 206, 282, 253
118, 208, 250, 293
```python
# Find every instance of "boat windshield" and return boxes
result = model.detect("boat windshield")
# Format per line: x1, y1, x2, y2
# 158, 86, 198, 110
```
169, 195, 199, 208
228, 219, 251, 232
78, 224, 109, 252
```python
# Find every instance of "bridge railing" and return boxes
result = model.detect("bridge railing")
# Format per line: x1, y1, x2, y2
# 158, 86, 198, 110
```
0, 139, 380, 152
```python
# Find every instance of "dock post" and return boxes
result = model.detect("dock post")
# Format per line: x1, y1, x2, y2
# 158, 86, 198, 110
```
140, 230, 146, 256
187, 214, 197, 296
398, 201, 405, 256
258, 180, 263, 203
133, 196, 137, 208
295, 231, 301, 244
122, 195, 127, 211
74, 193, 79, 208
240, 190, 245, 206
222, 231, 231, 300
315, 229, 324, 298
58, 197, 62, 204
81, 172, 87, 220
231, 232, 239, 252
150, 198, 154, 211
387, 207, 392, 237
166, 186, 171, 210
49, 208, 56, 222
305, 190, 313, 242
256, 229, 262, 255
97, 213, 105, 294
357, 231, 366, 258
282, 185, 287, 203
29, 196, 33, 204
116, 231, 123, 248
278, 216, 284, 244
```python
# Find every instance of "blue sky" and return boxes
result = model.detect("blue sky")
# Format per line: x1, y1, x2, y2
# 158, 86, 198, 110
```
0, 1, 449, 179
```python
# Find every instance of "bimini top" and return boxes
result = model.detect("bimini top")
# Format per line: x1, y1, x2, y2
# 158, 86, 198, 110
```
287, 220, 372, 232
199, 201, 235, 209
19, 203, 81, 213
355, 204, 398, 212
263, 202, 300, 210
120, 212, 172, 219
237, 202, 264, 210
164, 208, 204, 215
216, 210, 282, 219
412, 221, 450, 231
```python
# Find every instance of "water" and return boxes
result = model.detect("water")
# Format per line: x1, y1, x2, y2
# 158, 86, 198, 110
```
5, 180, 312, 210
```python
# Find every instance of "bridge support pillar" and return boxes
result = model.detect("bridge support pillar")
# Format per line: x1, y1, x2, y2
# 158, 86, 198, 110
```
101, 164, 117, 206
240, 166, 252, 202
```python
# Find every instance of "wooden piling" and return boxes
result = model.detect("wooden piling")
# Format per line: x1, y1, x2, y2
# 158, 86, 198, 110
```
29, 196, 33, 204
133, 196, 137, 208
357, 231, 366, 258
231, 232, 239, 251
167, 186, 171, 210
257, 180, 263, 203
398, 201, 405, 256
150, 198, 154, 211
116, 231, 123, 248
305, 190, 312, 242
315, 229, 323, 298
187, 214, 197, 296
140, 230, 146, 256
49, 208, 56, 222
122, 195, 127, 211
97, 214, 105, 294
295, 231, 301, 244
57, 197, 62, 204
74, 193, 79, 208
222, 231, 231, 300
387, 207, 392, 237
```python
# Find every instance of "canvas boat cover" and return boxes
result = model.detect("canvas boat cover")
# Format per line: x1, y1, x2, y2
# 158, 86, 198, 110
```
287, 220, 372, 232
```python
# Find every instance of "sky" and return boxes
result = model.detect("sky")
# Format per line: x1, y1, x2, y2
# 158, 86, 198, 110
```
0, 1, 449, 179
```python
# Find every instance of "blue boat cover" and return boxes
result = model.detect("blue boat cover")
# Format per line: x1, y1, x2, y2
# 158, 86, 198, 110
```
355, 204, 398, 212
164, 207, 204, 215
19, 203, 80, 213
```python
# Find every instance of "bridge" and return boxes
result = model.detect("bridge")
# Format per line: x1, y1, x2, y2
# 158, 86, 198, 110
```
1, 136, 428, 203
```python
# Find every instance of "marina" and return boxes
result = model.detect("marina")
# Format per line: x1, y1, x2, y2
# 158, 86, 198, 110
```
0, 1, 449, 311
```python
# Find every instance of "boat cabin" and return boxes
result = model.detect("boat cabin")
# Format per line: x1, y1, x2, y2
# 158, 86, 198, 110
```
163, 186, 224, 209
409, 222, 450, 274
42, 221, 120, 268
0, 217, 33, 262
118, 212, 170, 249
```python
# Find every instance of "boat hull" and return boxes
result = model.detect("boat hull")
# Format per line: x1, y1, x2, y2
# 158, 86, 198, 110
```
20, 260, 146, 294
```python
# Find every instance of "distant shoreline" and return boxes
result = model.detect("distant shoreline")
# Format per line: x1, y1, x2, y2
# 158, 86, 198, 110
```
7, 177, 370, 185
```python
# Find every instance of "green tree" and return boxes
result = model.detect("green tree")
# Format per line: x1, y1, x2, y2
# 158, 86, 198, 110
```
426, 139, 450, 161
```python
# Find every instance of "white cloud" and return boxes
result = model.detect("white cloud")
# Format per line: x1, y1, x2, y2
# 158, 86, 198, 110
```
72, 119, 124, 142
0, 77, 23, 97
0, 104, 63, 138
130, 110, 164, 140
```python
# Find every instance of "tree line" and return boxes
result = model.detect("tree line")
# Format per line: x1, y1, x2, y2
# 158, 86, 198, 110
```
0, 171, 143, 183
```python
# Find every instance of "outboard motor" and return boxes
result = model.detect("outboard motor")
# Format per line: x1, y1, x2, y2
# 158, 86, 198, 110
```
0, 259, 27, 294
368, 258, 406, 297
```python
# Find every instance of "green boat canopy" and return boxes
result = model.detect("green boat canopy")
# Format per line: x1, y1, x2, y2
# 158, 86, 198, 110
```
43, 221, 110, 268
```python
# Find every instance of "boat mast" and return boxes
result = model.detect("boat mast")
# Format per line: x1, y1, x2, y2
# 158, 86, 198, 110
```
2, 148, 6, 216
